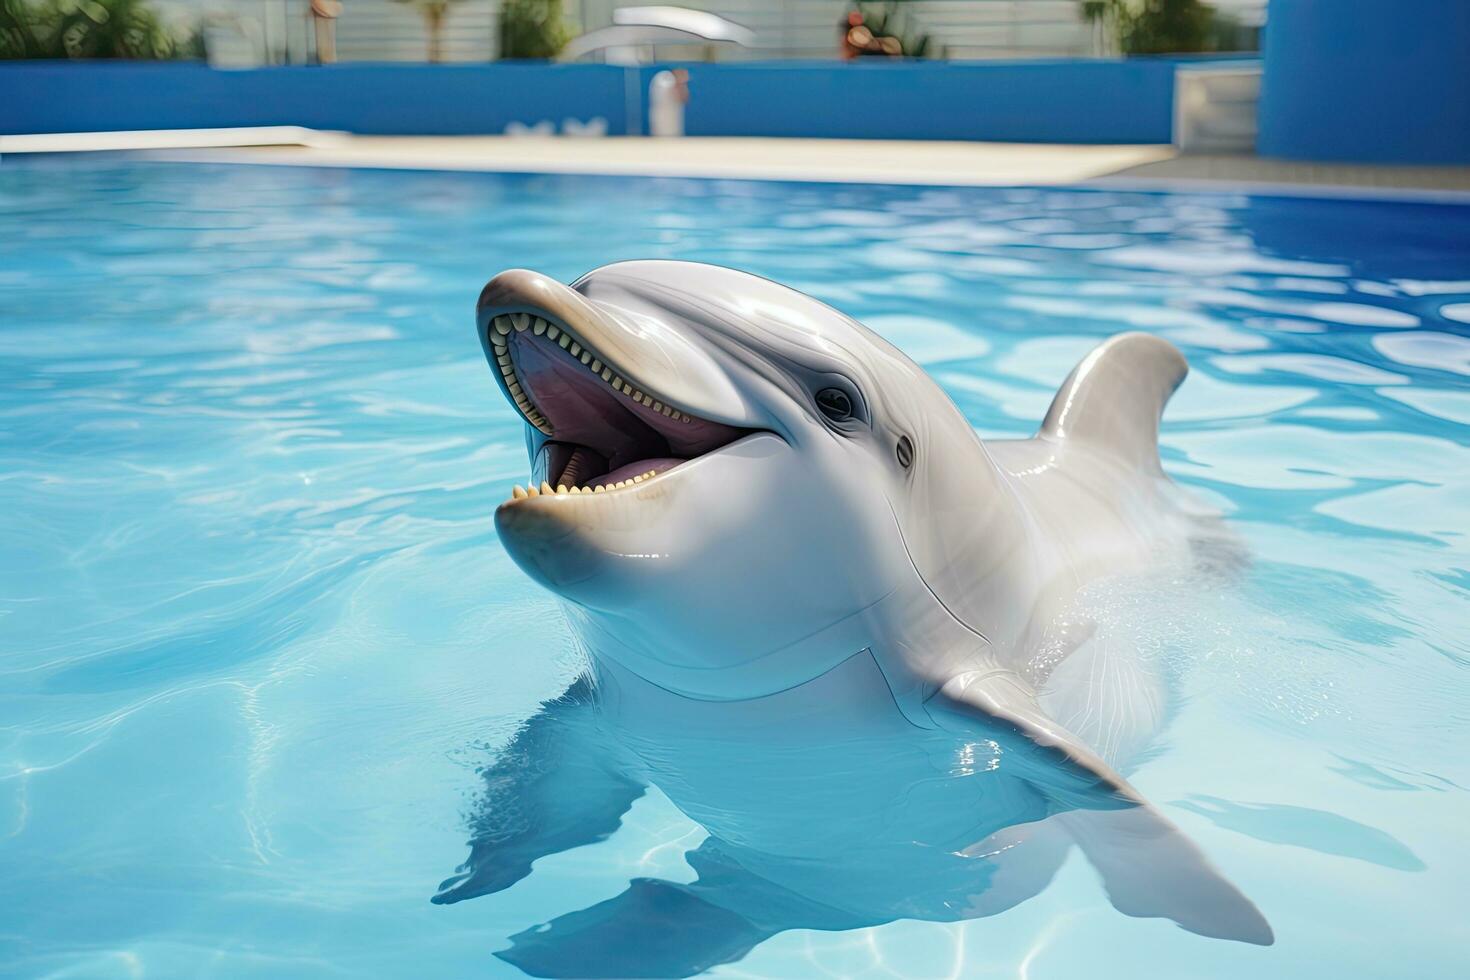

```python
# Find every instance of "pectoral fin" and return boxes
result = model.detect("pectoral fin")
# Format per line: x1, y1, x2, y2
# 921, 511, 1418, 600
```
930, 670, 1273, 946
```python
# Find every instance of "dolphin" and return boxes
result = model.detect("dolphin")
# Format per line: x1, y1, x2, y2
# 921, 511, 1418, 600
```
438, 260, 1273, 977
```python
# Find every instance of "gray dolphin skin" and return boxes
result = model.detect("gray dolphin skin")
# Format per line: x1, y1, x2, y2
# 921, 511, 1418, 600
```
441, 260, 1273, 977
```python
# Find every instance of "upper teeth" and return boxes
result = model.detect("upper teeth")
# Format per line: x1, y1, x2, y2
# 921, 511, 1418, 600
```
489, 312, 695, 433
490, 314, 552, 432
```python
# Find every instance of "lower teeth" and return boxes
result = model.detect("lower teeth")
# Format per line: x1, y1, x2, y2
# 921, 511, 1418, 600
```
509, 469, 659, 501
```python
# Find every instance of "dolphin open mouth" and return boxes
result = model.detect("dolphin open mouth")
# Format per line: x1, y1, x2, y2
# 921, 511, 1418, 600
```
486, 309, 752, 500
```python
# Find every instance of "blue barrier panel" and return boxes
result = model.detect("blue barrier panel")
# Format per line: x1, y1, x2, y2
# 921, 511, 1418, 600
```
1258, 0, 1470, 164
663, 60, 1177, 143
1, 59, 1177, 144
0, 61, 630, 136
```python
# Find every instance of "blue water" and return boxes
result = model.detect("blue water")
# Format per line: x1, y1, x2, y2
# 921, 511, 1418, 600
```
2, 159, 1468, 978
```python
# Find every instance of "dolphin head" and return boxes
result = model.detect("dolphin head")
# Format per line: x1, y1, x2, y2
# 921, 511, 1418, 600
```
481, 261, 1001, 698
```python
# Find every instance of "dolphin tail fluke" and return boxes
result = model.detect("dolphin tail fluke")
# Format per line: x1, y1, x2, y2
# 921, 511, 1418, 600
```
930, 670, 1273, 946
1038, 332, 1188, 475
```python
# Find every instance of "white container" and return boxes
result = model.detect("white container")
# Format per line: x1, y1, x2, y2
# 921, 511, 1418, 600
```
648, 70, 687, 138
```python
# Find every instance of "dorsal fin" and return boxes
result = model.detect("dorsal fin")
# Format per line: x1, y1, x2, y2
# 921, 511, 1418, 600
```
1039, 332, 1187, 475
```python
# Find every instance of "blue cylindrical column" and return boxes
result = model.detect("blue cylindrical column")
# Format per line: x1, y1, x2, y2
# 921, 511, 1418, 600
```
1258, 0, 1470, 164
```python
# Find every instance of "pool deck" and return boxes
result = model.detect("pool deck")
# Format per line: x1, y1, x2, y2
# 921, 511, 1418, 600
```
1097, 152, 1470, 199
132, 135, 1178, 187
11, 130, 1470, 199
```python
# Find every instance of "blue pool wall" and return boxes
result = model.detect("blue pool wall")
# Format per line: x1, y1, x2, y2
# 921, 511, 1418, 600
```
1258, 0, 1470, 164
671, 60, 1176, 143
0, 62, 634, 137
1, 59, 1182, 144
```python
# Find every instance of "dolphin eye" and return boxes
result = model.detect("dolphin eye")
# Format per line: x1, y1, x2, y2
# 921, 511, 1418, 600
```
815, 388, 853, 423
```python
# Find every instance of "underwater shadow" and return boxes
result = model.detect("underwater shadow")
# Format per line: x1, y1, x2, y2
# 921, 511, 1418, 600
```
1172, 794, 1425, 872
479, 825, 1071, 979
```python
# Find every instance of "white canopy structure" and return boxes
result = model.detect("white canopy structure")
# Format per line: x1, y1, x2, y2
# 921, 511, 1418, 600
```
560, 6, 756, 65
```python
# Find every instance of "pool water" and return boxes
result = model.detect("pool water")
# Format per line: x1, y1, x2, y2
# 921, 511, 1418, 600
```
1, 160, 1467, 978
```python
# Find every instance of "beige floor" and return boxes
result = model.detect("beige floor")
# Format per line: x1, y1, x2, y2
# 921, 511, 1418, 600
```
137, 134, 1178, 186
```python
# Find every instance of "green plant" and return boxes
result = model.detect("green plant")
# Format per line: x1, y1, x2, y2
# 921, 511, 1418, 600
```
498, 0, 567, 60
1, 0, 42, 56
1, 0, 199, 59
1083, 0, 1231, 55
43, 0, 182, 59
392, 0, 466, 63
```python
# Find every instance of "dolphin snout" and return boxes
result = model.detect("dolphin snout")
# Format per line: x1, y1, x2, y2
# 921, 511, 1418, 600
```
494, 501, 603, 594
494, 484, 681, 601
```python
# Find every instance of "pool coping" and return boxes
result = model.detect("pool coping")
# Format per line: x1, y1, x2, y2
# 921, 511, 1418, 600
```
118, 135, 1177, 189
8, 132, 1470, 204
